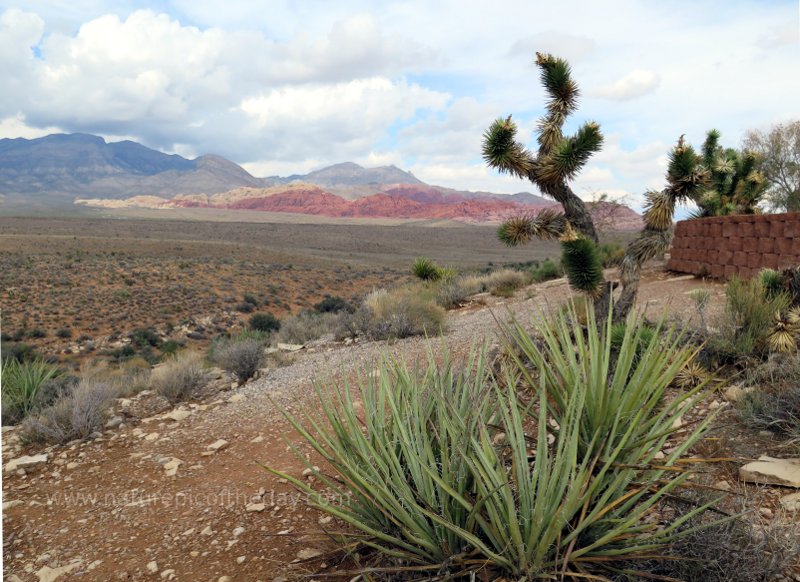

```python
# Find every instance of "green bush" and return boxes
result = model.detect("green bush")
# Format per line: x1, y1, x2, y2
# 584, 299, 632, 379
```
313, 295, 354, 314
55, 327, 73, 339
1, 358, 62, 425
709, 276, 790, 362
530, 258, 561, 282
130, 327, 161, 348
411, 256, 442, 281
249, 312, 281, 333
273, 311, 339, 344
20, 379, 117, 444
267, 310, 719, 578
435, 279, 470, 309
598, 242, 626, 267
1, 341, 39, 364
151, 352, 207, 403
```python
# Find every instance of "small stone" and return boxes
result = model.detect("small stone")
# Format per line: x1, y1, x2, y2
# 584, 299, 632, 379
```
723, 385, 752, 403
237, 556, 246, 564
708, 399, 721, 410
232, 527, 245, 537
246, 503, 265, 512
160, 569, 175, 579
3, 500, 23, 510
147, 561, 158, 573
653, 451, 665, 460
201, 525, 213, 536
779, 492, 800, 511
206, 439, 229, 452
318, 515, 333, 525
105, 416, 124, 429
250, 436, 264, 443
219, 577, 232, 582
5, 454, 48, 474
296, 548, 324, 560
302, 466, 320, 477
144, 432, 160, 442
714, 480, 732, 491
164, 409, 191, 422
759, 507, 773, 518
277, 343, 304, 352
163, 458, 182, 477
65, 462, 79, 470
35, 561, 81, 582
228, 394, 246, 403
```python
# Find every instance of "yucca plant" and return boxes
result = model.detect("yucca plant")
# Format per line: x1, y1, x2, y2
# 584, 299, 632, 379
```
266, 312, 722, 578
411, 256, 442, 281
504, 301, 713, 461
1, 358, 61, 424
759, 268, 784, 299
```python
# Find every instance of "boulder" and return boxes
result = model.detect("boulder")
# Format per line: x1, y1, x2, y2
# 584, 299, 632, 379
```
739, 456, 800, 488
5, 454, 48, 474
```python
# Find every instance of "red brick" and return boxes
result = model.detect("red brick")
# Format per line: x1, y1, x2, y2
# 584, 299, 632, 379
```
722, 222, 737, 238
724, 265, 738, 279
792, 236, 800, 255
783, 220, 798, 238
728, 237, 743, 252
770, 220, 785, 238
758, 237, 775, 254
707, 250, 718, 263
776, 237, 793, 256
739, 221, 754, 237
747, 252, 761, 268
733, 251, 748, 266
777, 255, 798, 270
710, 264, 724, 279
755, 220, 771, 237
674, 221, 690, 236
718, 249, 734, 265
739, 267, 754, 279
762, 253, 779, 269
742, 237, 758, 250
710, 223, 722, 238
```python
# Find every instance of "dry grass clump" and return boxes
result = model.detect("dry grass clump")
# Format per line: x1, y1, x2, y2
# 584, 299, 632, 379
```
453, 268, 530, 299
345, 287, 446, 340
272, 311, 340, 345
210, 336, 265, 383
150, 352, 208, 403
20, 379, 117, 444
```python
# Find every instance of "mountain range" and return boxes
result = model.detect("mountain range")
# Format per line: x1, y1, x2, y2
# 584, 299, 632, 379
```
0, 133, 642, 227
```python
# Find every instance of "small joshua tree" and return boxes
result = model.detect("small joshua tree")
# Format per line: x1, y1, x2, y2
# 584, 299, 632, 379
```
692, 129, 767, 217
483, 52, 708, 319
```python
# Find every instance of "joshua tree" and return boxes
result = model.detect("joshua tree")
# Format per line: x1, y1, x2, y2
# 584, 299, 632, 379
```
482, 52, 707, 319
692, 129, 766, 217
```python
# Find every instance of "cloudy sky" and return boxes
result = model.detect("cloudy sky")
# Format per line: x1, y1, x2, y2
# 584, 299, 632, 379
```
0, 1, 797, 209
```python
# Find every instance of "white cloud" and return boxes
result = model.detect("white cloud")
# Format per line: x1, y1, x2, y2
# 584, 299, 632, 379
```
757, 22, 799, 49
508, 31, 597, 63
0, 113, 61, 139
591, 70, 660, 101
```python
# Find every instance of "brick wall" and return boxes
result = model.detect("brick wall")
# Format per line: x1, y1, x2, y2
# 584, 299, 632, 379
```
667, 213, 800, 279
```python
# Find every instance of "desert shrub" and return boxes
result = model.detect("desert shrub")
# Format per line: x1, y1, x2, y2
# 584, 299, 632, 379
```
709, 275, 790, 362
28, 327, 46, 339
248, 312, 281, 333
243, 292, 259, 306
130, 327, 161, 348
150, 352, 208, 403
739, 384, 800, 440
1, 341, 39, 364
20, 379, 117, 444
159, 340, 181, 355
436, 279, 470, 309
597, 241, 626, 267
530, 258, 561, 282
619, 502, 800, 582
353, 287, 445, 340
485, 268, 528, 294
1, 358, 62, 425
272, 311, 340, 344
269, 318, 717, 578
235, 301, 254, 313
210, 336, 264, 382
313, 295, 354, 314
457, 273, 490, 295
411, 256, 441, 281
759, 268, 783, 298
55, 327, 73, 339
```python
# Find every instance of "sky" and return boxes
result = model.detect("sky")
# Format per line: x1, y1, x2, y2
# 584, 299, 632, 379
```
0, 1, 798, 210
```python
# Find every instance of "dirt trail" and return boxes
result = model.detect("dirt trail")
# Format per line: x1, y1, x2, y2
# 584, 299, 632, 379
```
1, 268, 723, 582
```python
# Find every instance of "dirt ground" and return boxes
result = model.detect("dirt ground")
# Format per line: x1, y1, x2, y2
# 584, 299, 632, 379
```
6, 264, 799, 582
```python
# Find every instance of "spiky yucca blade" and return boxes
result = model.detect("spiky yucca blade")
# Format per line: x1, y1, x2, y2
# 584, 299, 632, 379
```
675, 360, 708, 390
623, 229, 672, 272
497, 209, 567, 246
561, 237, 603, 297
702, 129, 721, 167
642, 190, 676, 231
537, 122, 603, 185
667, 140, 708, 200
482, 116, 535, 180
767, 311, 797, 353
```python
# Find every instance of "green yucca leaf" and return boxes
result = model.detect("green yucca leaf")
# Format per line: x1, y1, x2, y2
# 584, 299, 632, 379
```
561, 237, 604, 297
497, 209, 567, 246
538, 122, 603, 184
536, 52, 579, 115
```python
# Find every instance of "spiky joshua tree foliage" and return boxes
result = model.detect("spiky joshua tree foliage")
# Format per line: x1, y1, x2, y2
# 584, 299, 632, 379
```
483, 53, 707, 319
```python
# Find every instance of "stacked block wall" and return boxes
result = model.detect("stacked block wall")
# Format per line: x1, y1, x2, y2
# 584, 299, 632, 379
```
667, 213, 800, 279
